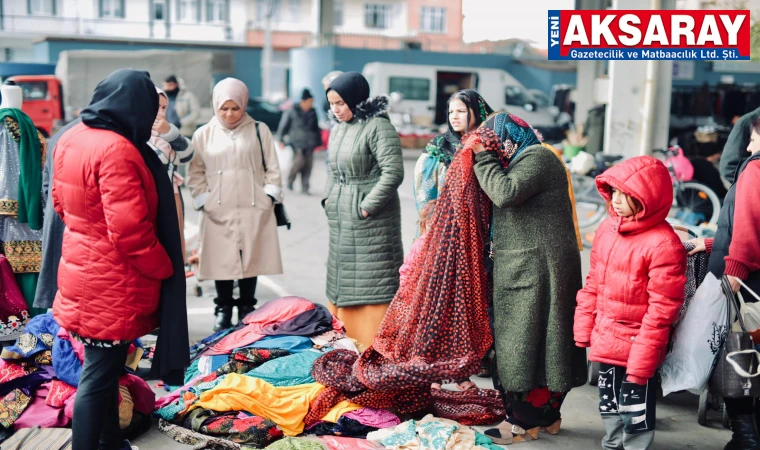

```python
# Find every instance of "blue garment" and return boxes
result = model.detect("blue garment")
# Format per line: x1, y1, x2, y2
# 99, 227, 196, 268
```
245, 349, 322, 387
245, 335, 314, 353
4, 313, 84, 387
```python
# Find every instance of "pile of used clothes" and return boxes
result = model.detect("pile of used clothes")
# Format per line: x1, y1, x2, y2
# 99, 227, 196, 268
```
0, 314, 154, 440
155, 297, 505, 450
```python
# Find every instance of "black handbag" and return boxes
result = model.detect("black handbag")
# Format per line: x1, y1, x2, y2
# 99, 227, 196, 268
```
708, 276, 760, 398
254, 122, 291, 230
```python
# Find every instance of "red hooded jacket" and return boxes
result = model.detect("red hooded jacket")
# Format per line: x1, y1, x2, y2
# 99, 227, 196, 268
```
52, 123, 173, 341
574, 156, 686, 383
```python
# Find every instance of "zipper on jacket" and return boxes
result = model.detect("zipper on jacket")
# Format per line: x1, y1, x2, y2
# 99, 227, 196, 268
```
217, 170, 223, 204
333, 124, 352, 302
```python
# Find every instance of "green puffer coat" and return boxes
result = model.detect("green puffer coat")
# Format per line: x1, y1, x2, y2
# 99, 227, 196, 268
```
474, 144, 587, 393
322, 96, 404, 307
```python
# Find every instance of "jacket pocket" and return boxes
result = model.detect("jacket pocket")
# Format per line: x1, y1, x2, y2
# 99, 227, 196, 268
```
612, 321, 641, 346
494, 247, 540, 289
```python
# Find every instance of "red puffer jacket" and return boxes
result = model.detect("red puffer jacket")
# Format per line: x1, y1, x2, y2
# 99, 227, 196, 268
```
574, 156, 686, 383
52, 123, 173, 341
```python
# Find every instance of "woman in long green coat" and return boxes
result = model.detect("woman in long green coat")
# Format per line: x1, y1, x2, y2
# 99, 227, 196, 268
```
322, 72, 404, 349
472, 112, 587, 444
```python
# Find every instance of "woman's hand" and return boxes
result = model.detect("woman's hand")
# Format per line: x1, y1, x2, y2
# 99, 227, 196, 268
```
153, 117, 171, 134
727, 275, 742, 293
471, 143, 486, 154
686, 238, 706, 255
361, 209, 370, 218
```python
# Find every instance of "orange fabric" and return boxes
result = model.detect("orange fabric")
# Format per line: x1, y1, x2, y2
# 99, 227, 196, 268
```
543, 143, 583, 251
327, 302, 388, 350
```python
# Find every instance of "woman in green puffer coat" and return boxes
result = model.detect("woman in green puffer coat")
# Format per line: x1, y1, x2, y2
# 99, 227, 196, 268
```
322, 72, 404, 349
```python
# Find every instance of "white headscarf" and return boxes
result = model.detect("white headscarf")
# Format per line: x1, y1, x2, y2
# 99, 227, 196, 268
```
212, 78, 249, 130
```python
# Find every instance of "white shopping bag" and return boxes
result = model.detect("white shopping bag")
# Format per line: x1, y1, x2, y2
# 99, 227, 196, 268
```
661, 273, 728, 396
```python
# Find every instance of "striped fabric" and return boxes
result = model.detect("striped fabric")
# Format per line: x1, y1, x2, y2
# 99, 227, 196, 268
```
1, 427, 72, 450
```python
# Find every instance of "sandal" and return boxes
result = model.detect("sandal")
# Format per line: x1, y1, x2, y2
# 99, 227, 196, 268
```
484, 421, 533, 445
456, 380, 477, 391
540, 418, 561, 435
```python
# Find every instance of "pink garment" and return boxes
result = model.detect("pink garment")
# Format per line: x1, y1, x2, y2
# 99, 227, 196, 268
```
399, 235, 427, 287
45, 380, 76, 408
57, 327, 85, 362
155, 374, 203, 410
212, 78, 249, 129
319, 436, 382, 450
343, 408, 401, 429
13, 382, 73, 429
120, 374, 156, 415
207, 297, 319, 355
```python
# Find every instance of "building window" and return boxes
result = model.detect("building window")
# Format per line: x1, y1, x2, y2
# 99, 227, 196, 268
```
287, 0, 299, 22
178, 0, 200, 21
389, 77, 430, 101
28, 0, 56, 15
256, 0, 281, 23
334, 1, 343, 26
365, 4, 392, 29
420, 6, 445, 33
99, 0, 125, 18
154, 0, 166, 20
206, 0, 227, 23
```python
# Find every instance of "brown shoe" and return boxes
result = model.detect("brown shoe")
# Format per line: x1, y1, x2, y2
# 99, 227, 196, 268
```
539, 419, 561, 435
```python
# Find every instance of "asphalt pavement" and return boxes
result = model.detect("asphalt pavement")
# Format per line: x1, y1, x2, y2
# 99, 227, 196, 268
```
134, 150, 731, 450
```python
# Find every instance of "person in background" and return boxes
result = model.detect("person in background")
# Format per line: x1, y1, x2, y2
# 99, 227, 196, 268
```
187, 78, 283, 331
150, 87, 195, 263
276, 88, 321, 195
720, 106, 760, 184
53, 69, 184, 450
163, 75, 201, 139
575, 156, 686, 450
323, 72, 404, 348
688, 117, 760, 450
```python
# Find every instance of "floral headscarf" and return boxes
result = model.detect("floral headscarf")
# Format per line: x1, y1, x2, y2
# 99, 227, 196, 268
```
482, 112, 543, 163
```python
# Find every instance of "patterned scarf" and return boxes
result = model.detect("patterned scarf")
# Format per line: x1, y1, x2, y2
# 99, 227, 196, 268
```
0, 109, 42, 229
482, 112, 543, 162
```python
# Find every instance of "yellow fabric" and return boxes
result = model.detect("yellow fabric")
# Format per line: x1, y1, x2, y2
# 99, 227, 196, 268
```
543, 143, 584, 252
193, 375, 326, 436
320, 400, 363, 423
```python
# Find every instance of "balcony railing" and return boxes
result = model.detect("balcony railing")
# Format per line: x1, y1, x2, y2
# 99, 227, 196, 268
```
0, 15, 237, 42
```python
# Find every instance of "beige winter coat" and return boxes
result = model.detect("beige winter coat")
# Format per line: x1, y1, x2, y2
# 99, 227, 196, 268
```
187, 115, 283, 280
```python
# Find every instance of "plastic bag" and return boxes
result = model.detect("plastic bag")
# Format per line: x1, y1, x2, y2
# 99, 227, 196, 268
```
661, 273, 728, 396
737, 283, 760, 332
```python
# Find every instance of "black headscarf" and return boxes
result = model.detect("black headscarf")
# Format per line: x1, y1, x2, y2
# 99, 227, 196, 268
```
81, 69, 189, 385
424, 89, 494, 165
326, 72, 370, 112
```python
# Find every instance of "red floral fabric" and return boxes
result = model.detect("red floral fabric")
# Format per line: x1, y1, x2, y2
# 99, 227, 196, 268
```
45, 379, 76, 407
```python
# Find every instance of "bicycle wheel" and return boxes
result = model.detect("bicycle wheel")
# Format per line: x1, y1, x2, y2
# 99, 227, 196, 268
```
571, 174, 607, 229
672, 182, 721, 227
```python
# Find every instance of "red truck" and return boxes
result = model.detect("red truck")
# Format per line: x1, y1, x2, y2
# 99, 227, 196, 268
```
7, 75, 64, 138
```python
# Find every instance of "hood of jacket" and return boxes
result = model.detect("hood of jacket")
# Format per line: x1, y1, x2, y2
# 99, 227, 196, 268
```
595, 155, 672, 235
328, 95, 390, 124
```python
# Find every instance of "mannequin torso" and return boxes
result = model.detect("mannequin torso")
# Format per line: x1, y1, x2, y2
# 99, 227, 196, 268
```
0, 85, 23, 110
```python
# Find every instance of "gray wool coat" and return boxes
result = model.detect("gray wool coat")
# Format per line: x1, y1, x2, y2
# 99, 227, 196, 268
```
474, 144, 587, 393
322, 96, 404, 307
34, 119, 81, 309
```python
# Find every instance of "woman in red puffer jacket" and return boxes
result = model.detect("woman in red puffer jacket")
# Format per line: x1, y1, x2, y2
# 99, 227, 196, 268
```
574, 155, 686, 450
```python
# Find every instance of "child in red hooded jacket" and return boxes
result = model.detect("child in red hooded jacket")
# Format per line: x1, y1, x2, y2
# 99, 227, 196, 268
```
574, 155, 686, 450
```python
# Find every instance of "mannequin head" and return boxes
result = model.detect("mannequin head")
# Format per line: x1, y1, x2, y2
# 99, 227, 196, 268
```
0, 82, 22, 109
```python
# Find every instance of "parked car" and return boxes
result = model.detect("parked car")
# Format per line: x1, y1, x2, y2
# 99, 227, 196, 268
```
246, 97, 284, 132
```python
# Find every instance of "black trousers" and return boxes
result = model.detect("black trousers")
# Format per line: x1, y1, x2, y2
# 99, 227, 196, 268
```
214, 277, 257, 306
72, 344, 130, 450
287, 147, 314, 192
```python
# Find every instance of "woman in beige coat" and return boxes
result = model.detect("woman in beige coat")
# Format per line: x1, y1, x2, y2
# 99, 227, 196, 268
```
187, 78, 283, 331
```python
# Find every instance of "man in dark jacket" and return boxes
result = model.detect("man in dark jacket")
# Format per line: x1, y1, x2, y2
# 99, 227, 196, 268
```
276, 89, 321, 194
720, 106, 760, 183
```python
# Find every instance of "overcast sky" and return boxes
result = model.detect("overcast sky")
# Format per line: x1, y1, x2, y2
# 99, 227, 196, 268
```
462, 0, 576, 46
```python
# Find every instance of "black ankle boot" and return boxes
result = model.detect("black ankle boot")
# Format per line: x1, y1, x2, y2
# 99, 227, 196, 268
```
237, 301, 256, 324
725, 414, 760, 450
213, 303, 233, 331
